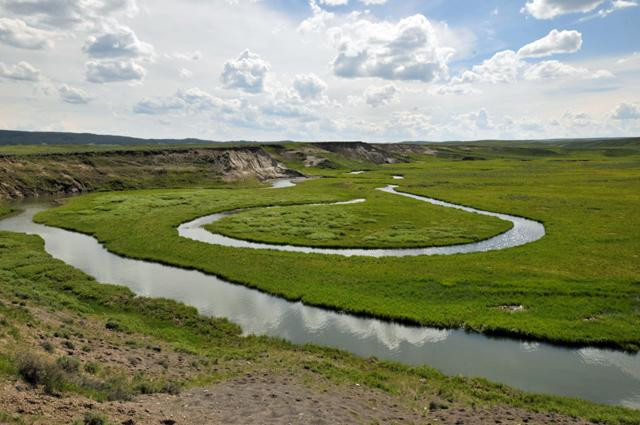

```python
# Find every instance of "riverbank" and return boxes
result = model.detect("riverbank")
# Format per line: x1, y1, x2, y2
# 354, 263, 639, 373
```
0, 227, 638, 424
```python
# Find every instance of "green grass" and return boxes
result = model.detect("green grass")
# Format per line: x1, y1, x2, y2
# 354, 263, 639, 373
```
0, 229, 639, 424
0, 207, 15, 218
34, 148, 640, 351
207, 188, 512, 248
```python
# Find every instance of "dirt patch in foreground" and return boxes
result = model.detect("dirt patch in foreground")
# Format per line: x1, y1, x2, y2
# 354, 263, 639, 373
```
0, 373, 592, 425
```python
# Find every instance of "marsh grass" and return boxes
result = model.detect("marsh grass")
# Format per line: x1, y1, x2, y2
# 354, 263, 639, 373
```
207, 189, 511, 248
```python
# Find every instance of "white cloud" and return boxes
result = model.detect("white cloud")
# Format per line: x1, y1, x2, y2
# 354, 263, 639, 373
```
58, 84, 93, 104
329, 14, 454, 82
611, 102, 640, 120
85, 59, 145, 83
179, 68, 193, 80
453, 50, 525, 84
359, 0, 388, 4
459, 108, 492, 130
429, 83, 480, 96
298, 0, 335, 34
292, 73, 327, 99
319, 0, 348, 5
522, 0, 606, 19
616, 51, 640, 64
0, 0, 138, 29
0, 17, 52, 49
170, 50, 203, 61
83, 25, 154, 60
523, 60, 587, 80
364, 84, 398, 107
523, 60, 614, 80
593, 0, 638, 17
220, 49, 270, 93
0, 60, 40, 81
517, 29, 582, 58
134, 87, 236, 115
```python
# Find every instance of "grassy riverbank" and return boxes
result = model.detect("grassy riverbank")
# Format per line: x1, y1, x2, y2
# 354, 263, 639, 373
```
35, 146, 640, 351
0, 229, 639, 424
0, 207, 15, 218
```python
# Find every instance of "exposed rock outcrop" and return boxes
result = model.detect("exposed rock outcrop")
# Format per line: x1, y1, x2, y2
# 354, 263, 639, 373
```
0, 147, 302, 200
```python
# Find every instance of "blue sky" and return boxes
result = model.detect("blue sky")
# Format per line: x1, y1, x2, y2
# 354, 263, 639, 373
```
0, 0, 638, 141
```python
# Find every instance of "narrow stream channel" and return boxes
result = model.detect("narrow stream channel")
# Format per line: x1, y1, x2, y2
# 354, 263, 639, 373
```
1, 181, 638, 408
178, 185, 545, 257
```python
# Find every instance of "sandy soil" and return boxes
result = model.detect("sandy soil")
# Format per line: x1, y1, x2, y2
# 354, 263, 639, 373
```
0, 374, 593, 425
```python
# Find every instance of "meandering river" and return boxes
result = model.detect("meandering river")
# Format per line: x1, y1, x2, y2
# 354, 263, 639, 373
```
1, 179, 638, 408
178, 184, 545, 257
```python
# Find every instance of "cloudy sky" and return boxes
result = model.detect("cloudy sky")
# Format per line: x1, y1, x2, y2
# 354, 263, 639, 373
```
0, 0, 639, 141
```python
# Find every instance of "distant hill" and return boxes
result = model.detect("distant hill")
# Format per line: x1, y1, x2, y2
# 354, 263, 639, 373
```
0, 130, 225, 146
1, 129, 638, 150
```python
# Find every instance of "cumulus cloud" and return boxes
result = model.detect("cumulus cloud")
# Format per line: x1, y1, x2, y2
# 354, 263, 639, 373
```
364, 84, 398, 107
134, 87, 234, 115
453, 50, 525, 84
83, 25, 154, 59
0, 0, 138, 29
298, 0, 335, 34
220, 49, 270, 93
458, 108, 492, 130
85, 59, 145, 83
522, 0, 606, 19
329, 14, 454, 82
58, 84, 93, 104
611, 102, 640, 120
319, 0, 347, 5
449, 28, 609, 87
523, 60, 613, 80
0, 17, 52, 49
0, 60, 40, 81
517, 29, 582, 58
292, 73, 327, 99
523, 60, 587, 80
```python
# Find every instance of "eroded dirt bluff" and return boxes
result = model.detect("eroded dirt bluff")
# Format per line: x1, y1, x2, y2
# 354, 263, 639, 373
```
0, 147, 302, 200
270, 142, 436, 168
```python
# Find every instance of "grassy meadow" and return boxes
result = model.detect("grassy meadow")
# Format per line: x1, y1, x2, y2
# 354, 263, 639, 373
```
207, 187, 512, 248
34, 144, 640, 350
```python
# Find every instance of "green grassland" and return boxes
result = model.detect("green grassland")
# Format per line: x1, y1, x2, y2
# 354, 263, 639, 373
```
0, 228, 639, 424
34, 146, 640, 350
0, 207, 15, 218
206, 188, 512, 248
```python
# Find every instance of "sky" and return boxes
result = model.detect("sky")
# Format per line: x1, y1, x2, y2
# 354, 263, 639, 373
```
0, 0, 639, 142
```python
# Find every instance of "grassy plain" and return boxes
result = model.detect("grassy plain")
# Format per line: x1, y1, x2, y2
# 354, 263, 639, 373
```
0, 229, 639, 423
35, 145, 640, 350
207, 187, 512, 248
